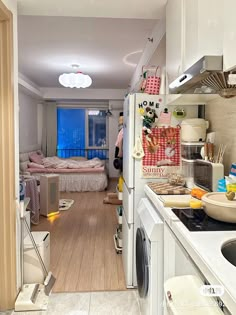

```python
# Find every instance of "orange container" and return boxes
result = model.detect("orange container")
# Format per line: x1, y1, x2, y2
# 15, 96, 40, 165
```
190, 188, 208, 200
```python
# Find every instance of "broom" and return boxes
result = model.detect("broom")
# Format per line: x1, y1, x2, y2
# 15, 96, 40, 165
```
15, 201, 50, 311
23, 217, 56, 295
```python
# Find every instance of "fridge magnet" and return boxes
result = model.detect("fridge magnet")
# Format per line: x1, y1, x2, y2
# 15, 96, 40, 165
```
140, 106, 158, 135
173, 107, 186, 120
132, 137, 145, 159
141, 126, 181, 178
159, 108, 172, 126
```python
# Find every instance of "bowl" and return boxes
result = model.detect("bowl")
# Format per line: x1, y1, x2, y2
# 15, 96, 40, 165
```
202, 192, 236, 223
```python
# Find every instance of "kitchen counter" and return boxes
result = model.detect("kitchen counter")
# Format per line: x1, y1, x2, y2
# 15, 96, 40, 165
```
144, 184, 236, 314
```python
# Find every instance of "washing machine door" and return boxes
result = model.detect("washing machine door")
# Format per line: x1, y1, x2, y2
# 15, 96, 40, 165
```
136, 227, 149, 298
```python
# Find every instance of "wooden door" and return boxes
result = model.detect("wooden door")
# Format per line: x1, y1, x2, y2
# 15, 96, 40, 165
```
0, 0, 16, 311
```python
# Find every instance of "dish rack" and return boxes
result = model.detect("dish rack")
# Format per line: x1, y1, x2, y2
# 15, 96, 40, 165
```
113, 205, 123, 254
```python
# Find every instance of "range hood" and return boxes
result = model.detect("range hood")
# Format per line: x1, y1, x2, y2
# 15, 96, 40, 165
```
169, 56, 236, 98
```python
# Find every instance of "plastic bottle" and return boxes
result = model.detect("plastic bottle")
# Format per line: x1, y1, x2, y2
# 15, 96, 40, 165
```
19, 178, 26, 201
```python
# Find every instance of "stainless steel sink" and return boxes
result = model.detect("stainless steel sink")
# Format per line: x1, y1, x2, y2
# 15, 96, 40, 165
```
221, 240, 236, 267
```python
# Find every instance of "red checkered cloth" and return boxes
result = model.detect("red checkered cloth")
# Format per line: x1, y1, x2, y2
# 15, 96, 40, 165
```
142, 127, 181, 166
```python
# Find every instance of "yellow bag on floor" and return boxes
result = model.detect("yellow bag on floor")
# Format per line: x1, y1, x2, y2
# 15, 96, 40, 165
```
118, 176, 124, 192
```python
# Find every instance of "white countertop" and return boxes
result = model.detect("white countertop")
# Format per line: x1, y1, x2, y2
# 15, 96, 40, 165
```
144, 184, 236, 314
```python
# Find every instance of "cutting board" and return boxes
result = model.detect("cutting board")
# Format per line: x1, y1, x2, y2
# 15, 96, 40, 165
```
158, 195, 192, 207
147, 182, 190, 195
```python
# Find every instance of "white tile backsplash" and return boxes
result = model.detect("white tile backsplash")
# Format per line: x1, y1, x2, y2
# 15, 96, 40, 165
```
206, 96, 236, 173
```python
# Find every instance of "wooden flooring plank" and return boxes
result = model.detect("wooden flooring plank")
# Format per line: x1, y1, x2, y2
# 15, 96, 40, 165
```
53, 195, 88, 291
32, 182, 126, 292
104, 202, 120, 290
75, 195, 98, 291
90, 199, 105, 291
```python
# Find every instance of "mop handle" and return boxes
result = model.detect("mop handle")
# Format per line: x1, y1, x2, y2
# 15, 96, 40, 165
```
23, 217, 48, 277
20, 202, 25, 290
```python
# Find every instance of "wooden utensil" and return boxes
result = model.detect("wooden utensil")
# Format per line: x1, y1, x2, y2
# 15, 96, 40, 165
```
208, 143, 214, 162
204, 143, 209, 160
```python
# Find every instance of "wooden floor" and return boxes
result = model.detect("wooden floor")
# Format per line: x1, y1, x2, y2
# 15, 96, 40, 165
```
32, 180, 126, 293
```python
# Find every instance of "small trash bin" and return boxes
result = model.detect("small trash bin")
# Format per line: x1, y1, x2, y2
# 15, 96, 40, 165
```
24, 231, 50, 284
164, 275, 223, 314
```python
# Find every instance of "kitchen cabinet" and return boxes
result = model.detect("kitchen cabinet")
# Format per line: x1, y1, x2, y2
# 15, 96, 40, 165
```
164, 223, 200, 281
166, 0, 223, 81
223, 0, 236, 71
145, 184, 236, 314
183, 0, 199, 71
166, 0, 184, 84
183, 0, 223, 71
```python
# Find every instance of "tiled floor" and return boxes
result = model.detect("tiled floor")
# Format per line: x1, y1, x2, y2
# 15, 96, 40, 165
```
1, 290, 141, 315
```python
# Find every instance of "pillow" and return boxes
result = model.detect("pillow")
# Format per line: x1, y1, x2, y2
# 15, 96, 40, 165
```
20, 161, 29, 172
19, 152, 30, 162
37, 150, 45, 158
29, 152, 43, 164
28, 162, 45, 169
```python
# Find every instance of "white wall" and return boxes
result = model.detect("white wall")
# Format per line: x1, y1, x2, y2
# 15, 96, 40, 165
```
42, 87, 126, 100
149, 34, 166, 71
206, 96, 236, 174
108, 100, 124, 178
37, 103, 44, 146
19, 89, 41, 152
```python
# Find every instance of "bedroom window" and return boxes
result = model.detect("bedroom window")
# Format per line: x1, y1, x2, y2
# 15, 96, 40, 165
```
57, 108, 108, 159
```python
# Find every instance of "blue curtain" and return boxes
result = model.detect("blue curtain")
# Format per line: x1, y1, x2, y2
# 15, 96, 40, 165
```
57, 108, 86, 158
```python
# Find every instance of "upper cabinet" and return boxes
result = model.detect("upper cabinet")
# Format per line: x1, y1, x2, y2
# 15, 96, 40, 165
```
183, 0, 199, 72
223, 0, 236, 71
166, 0, 184, 84
183, 0, 223, 72
166, 0, 223, 82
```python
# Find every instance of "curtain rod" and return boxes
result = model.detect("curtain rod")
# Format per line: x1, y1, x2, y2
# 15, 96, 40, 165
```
57, 104, 109, 109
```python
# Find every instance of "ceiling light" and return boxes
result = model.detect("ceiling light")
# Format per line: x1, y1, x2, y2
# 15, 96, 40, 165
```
59, 65, 92, 88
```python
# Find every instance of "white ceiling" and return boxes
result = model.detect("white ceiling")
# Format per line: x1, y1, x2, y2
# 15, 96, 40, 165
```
17, 1, 167, 90
17, 0, 167, 19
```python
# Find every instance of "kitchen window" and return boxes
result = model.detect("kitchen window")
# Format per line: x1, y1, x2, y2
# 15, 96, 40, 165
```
57, 108, 108, 159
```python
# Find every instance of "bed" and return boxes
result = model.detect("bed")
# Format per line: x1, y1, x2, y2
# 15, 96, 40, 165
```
19, 147, 108, 192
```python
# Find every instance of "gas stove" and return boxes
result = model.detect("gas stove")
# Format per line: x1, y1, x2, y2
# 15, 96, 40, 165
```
172, 208, 236, 232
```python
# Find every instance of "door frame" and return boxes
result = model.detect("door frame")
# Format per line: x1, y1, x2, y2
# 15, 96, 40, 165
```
0, 0, 16, 311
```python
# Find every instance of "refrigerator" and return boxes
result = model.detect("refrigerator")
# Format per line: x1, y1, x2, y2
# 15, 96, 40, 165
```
122, 93, 166, 288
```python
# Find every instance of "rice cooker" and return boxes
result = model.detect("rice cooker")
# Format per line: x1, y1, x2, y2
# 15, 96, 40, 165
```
181, 118, 209, 142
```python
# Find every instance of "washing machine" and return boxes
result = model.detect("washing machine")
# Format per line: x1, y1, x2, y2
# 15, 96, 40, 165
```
136, 198, 164, 315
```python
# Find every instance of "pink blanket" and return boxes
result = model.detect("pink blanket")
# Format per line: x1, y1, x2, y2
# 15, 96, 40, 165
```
27, 166, 105, 174
42, 156, 104, 169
